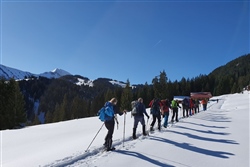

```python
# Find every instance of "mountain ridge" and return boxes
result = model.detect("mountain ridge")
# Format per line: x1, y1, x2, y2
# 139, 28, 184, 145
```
1, 53, 249, 128
0, 64, 71, 80
0, 64, 131, 88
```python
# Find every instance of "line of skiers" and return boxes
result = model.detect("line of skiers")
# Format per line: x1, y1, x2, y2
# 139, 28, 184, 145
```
182, 98, 201, 117
99, 97, 207, 151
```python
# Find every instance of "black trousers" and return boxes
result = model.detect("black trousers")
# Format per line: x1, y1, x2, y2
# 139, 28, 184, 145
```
194, 106, 199, 113
104, 120, 115, 148
150, 114, 161, 128
183, 107, 189, 117
172, 108, 178, 121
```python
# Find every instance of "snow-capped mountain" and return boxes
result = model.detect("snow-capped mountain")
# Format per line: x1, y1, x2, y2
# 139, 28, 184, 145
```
0, 64, 71, 80
39, 68, 71, 79
0, 64, 35, 80
0, 64, 135, 88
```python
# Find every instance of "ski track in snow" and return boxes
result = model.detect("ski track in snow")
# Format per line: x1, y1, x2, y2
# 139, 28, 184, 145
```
44, 109, 221, 166
2, 92, 249, 167
47, 92, 249, 167
44, 132, 148, 167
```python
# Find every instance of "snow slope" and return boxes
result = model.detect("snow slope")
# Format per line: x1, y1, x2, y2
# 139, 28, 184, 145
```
0, 64, 71, 80
1, 92, 249, 167
109, 80, 126, 88
75, 78, 94, 87
0, 64, 34, 80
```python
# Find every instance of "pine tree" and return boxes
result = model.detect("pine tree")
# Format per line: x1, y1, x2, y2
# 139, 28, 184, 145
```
45, 111, 53, 124
152, 70, 168, 99
59, 94, 68, 121
145, 82, 154, 106
152, 76, 160, 98
105, 88, 114, 102
136, 87, 146, 101
53, 103, 61, 122
32, 115, 40, 125
0, 79, 26, 129
120, 79, 133, 111
71, 96, 85, 119
158, 70, 168, 99
0, 79, 7, 129
90, 93, 105, 116
231, 82, 238, 93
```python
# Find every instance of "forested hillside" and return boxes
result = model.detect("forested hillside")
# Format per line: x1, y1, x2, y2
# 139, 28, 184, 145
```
0, 53, 249, 130
209, 54, 250, 95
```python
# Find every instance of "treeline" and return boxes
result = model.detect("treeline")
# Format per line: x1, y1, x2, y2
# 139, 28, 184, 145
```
210, 54, 250, 95
0, 79, 26, 130
1, 54, 249, 130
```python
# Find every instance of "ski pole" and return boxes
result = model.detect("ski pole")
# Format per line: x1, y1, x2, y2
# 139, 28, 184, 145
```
85, 122, 105, 152
147, 115, 152, 134
146, 117, 150, 136
123, 113, 126, 147
114, 114, 119, 130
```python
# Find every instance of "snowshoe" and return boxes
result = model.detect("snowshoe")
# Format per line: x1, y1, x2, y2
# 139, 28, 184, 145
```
150, 126, 154, 131
106, 147, 116, 151
132, 135, 137, 140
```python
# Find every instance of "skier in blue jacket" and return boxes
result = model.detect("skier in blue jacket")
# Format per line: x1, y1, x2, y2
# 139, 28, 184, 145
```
103, 98, 126, 151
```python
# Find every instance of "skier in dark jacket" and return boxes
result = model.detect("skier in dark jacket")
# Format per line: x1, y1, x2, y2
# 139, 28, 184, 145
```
149, 98, 162, 131
194, 99, 200, 113
182, 98, 189, 117
103, 98, 126, 151
132, 98, 150, 139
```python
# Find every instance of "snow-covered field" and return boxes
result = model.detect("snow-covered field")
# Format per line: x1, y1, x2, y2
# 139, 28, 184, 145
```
1, 92, 249, 167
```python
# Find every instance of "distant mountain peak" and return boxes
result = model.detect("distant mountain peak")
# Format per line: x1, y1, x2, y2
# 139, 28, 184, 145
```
51, 68, 71, 76
0, 64, 72, 80
40, 68, 71, 79
51, 68, 60, 73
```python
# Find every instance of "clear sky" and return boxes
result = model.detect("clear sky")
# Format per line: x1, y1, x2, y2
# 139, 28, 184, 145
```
0, 0, 249, 84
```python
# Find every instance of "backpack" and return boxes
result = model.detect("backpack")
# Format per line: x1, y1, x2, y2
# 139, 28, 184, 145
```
172, 100, 178, 108
97, 102, 114, 122
131, 101, 139, 116
183, 98, 189, 107
161, 100, 169, 113
150, 99, 160, 115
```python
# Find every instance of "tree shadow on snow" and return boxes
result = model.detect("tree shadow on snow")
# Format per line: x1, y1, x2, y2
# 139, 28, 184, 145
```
115, 150, 175, 167
149, 136, 235, 159
175, 125, 230, 135
180, 121, 228, 129
168, 130, 238, 145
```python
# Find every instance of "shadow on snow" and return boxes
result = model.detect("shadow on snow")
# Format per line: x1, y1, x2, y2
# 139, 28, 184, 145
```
174, 125, 230, 135
194, 113, 231, 123
149, 136, 235, 159
115, 150, 175, 167
180, 121, 228, 129
167, 130, 238, 145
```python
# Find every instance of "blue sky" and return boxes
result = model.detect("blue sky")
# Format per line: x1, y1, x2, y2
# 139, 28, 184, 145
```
1, 0, 249, 84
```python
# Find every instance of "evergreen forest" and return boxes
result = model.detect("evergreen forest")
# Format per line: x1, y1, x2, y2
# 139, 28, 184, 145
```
0, 54, 249, 130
